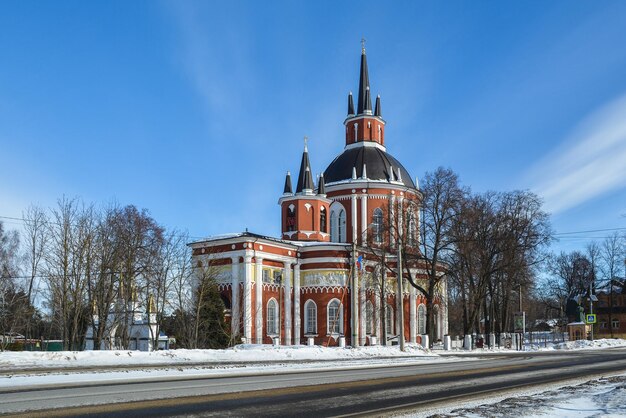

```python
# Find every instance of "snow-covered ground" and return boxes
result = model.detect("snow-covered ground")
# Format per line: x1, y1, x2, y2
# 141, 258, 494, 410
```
404, 373, 626, 417
0, 343, 435, 369
0, 343, 457, 390
438, 337, 626, 354
528, 338, 626, 351
2, 339, 625, 395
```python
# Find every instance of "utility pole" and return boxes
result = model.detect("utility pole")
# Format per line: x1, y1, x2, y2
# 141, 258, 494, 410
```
397, 242, 405, 351
352, 242, 359, 347
519, 283, 526, 351
589, 281, 594, 341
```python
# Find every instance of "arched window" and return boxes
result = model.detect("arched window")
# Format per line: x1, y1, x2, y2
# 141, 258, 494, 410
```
304, 300, 317, 334
372, 208, 383, 243
267, 298, 279, 335
330, 203, 347, 243
386, 303, 394, 336
418, 304, 426, 335
407, 209, 417, 246
366, 300, 374, 335
338, 209, 346, 242
320, 207, 327, 233
327, 299, 343, 334
286, 205, 296, 232
330, 210, 338, 242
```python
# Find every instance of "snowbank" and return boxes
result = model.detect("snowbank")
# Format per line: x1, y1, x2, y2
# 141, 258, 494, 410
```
530, 338, 626, 351
0, 343, 434, 369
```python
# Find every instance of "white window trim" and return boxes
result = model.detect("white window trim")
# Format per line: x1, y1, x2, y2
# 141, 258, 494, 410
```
386, 303, 395, 336
304, 299, 318, 335
267, 298, 280, 336
327, 298, 344, 335
366, 300, 374, 335
372, 207, 383, 243
418, 304, 427, 335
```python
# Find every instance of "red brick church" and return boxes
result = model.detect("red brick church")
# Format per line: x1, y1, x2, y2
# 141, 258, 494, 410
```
189, 46, 448, 347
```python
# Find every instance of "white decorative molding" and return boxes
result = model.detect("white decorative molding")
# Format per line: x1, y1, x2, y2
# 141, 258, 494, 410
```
301, 286, 350, 294
305, 203, 312, 211
302, 271, 348, 287
344, 140, 386, 152
301, 257, 349, 264
262, 283, 282, 292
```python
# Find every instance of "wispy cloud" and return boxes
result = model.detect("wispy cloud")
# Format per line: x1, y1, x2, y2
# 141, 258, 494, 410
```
163, 2, 252, 135
527, 93, 626, 214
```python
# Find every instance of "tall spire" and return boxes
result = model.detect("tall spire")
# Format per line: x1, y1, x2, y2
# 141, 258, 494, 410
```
357, 42, 372, 114
296, 137, 314, 193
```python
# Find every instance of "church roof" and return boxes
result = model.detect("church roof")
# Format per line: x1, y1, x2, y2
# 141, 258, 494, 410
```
323, 146, 416, 188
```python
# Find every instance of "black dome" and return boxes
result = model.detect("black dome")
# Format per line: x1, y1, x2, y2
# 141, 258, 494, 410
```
323, 146, 416, 188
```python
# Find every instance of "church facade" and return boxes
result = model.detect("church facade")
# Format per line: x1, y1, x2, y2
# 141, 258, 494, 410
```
189, 47, 448, 347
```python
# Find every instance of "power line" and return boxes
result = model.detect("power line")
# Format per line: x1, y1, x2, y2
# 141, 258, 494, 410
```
1, 214, 624, 244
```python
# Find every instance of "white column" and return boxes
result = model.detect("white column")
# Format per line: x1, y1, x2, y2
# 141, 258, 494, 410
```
359, 268, 366, 346
390, 195, 396, 246
443, 278, 449, 336
398, 196, 404, 238
351, 194, 358, 243
283, 262, 292, 345
243, 254, 253, 343
352, 259, 359, 347
360, 195, 367, 245
231, 256, 240, 337
293, 263, 301, 345
409, 284, 417, 343
375, 275, 381, 340
255, 257, 263, 344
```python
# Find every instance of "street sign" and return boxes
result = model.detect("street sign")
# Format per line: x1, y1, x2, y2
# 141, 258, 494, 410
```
586, 314, 597, 324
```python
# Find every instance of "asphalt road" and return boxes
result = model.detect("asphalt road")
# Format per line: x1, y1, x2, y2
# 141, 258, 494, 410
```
2, 349, 626, 417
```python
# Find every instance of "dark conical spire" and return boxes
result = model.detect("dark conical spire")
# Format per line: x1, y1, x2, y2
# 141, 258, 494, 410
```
283, 171, 293, 194
318, 173, 326, 195
347, 92, 355, 116
296, 137, 315, 193
357, 45, 372, 114
374, 94, 381, 117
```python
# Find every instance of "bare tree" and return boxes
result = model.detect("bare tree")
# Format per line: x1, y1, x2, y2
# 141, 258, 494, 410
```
0, 221, 24, 349
44, 197, 95, 350
413, 168, 465, 342
599, 233, 625, 337
111, 205, 164, 349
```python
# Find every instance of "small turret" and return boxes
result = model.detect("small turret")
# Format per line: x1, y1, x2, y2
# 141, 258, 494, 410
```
374, 95, 381, 117
347, 92, 355, 116
318, 173, 326, 196
283, 171, 293, 195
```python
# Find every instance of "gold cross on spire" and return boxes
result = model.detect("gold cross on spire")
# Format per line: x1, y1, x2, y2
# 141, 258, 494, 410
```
361, 37, 366, 54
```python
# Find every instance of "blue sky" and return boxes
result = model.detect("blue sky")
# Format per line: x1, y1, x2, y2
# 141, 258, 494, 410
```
1, 1, 626, 253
